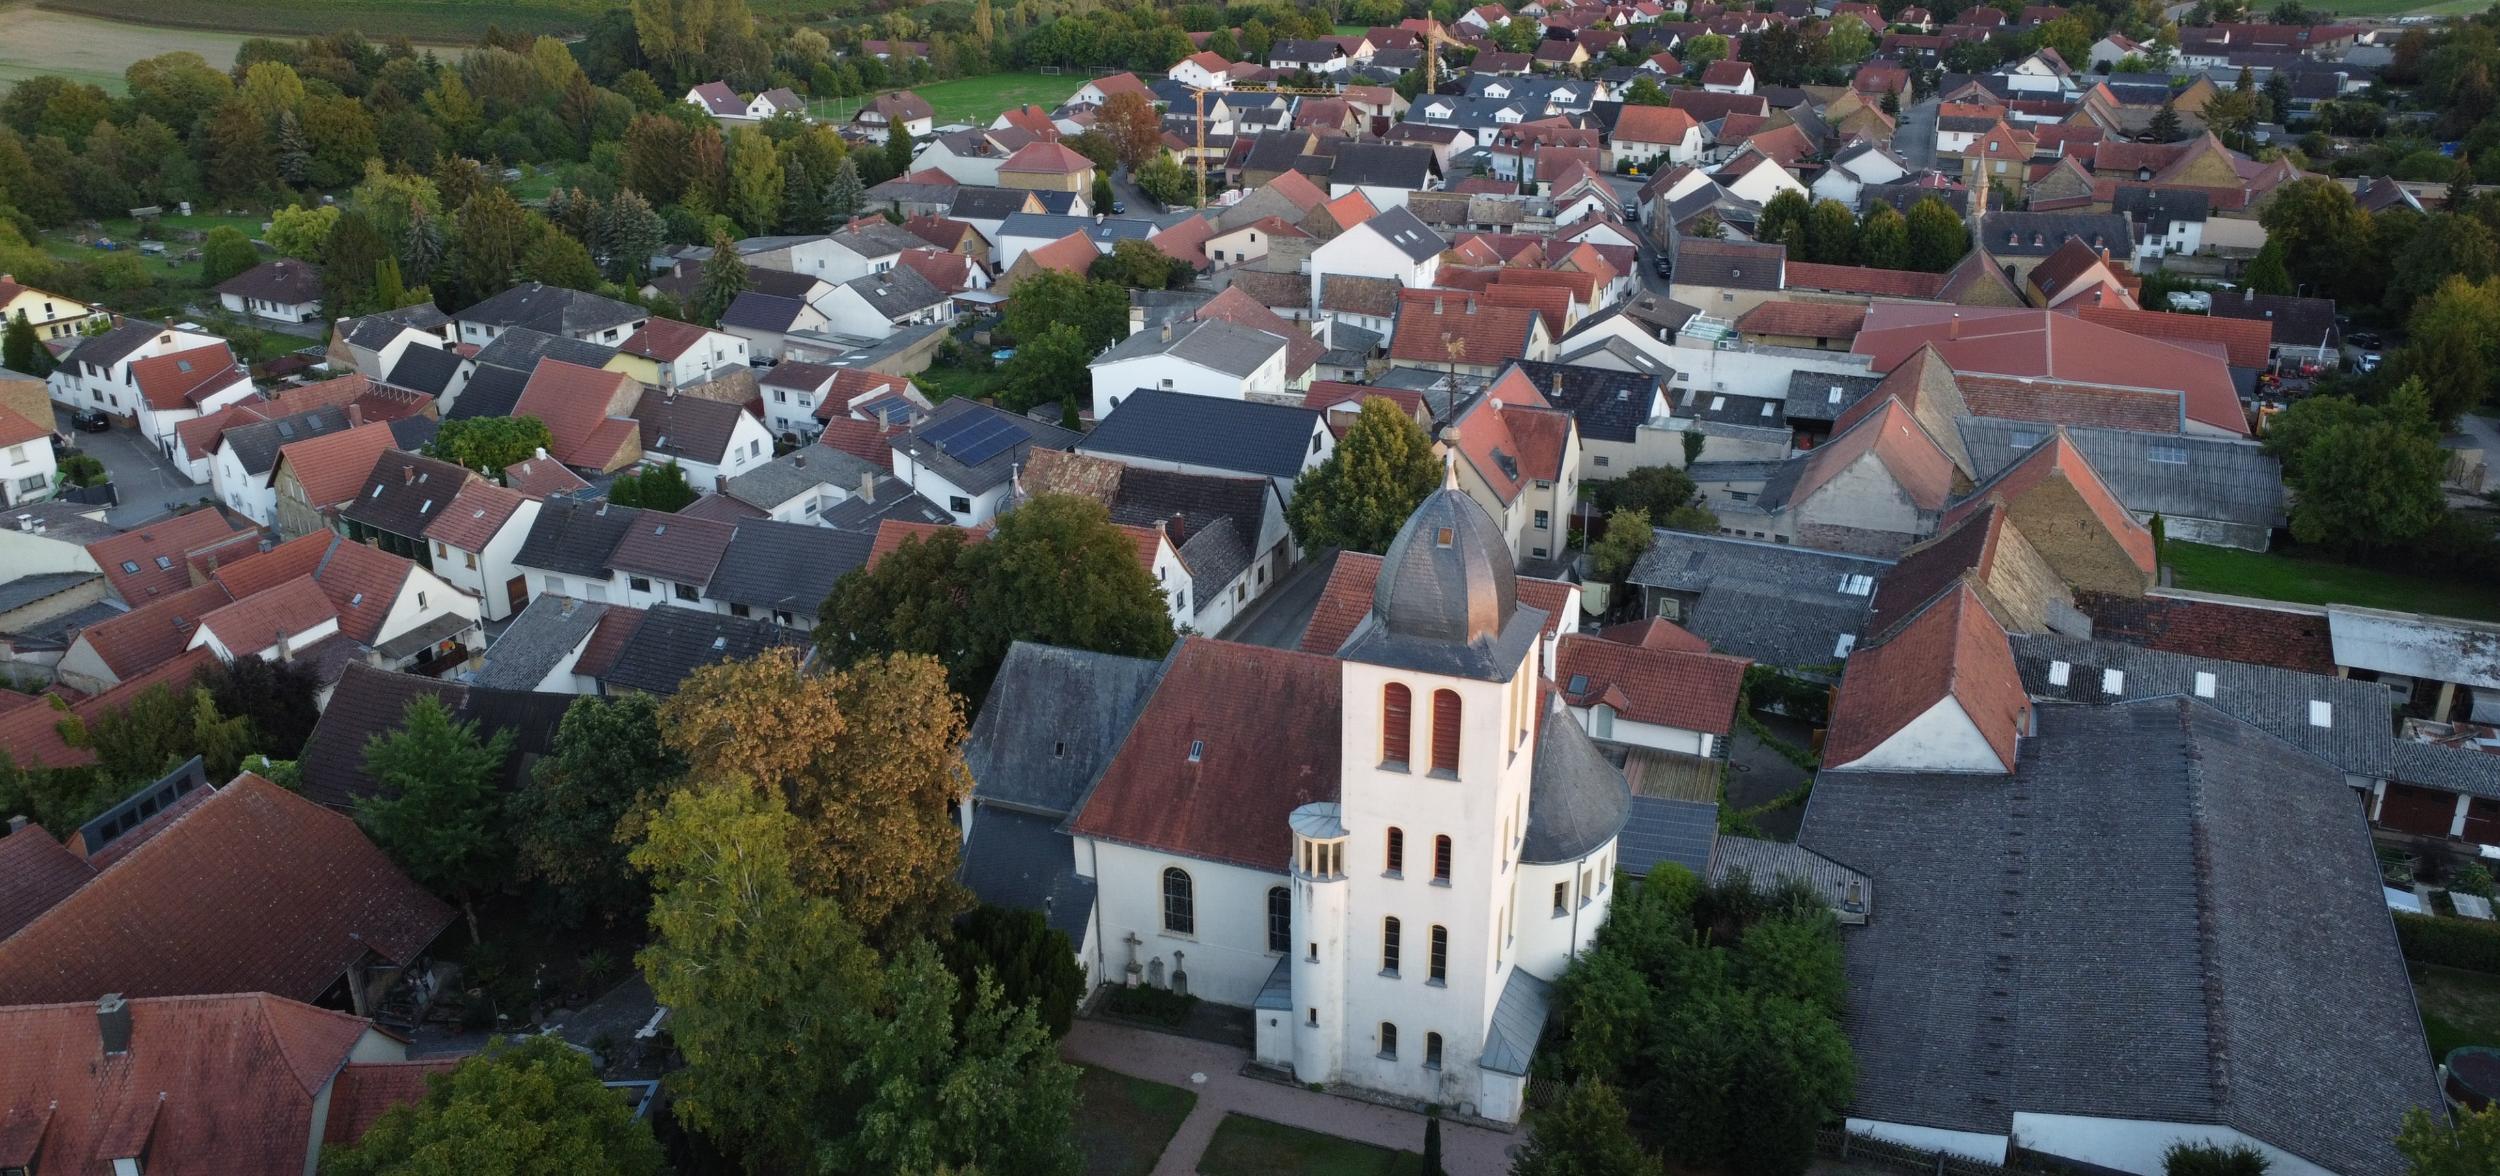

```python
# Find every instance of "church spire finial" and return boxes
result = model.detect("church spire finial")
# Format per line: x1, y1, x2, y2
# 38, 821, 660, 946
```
1442, 450, 1459, 491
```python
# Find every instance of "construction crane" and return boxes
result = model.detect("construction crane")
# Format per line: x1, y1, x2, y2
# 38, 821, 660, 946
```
1417, 21, 1468, 99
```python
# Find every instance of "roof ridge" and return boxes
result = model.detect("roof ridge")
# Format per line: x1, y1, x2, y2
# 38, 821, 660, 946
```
2174, 695, 2237, 1115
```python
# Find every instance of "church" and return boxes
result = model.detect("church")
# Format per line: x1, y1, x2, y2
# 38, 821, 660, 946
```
958, 476, 1630, 1121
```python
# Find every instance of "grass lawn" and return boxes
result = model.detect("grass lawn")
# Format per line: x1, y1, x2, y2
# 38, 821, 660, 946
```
1197, 1113, 1425, 1176
2162, 541, 2500, 623
36, 211, 280, 310
2414, 963, 2500, 1062
2314, 0, 2483, 14
837, 72, 1086, 126
915, 360, 1010, 405
1073, 1066, 1198, 1176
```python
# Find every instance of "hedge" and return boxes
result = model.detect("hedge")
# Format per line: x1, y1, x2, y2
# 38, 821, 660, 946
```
2394, 911, 2500, 974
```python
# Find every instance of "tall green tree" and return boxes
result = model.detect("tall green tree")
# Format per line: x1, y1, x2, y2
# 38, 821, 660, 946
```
2262, 379, 2449, 553
998, 321, 1094, 415
1855, 202, 1909, 270
2259, 177, 2372, 302
1512, 1080, 1665, 1176
450, 187, 534, 308
321, 210, 392, 318
607, 460, 699, 510
1754, 190, 1810, 254
510, 694, 685, 928
825, 154, 867, 223
200, 226, 262, 289
2243, 238, 2294, 296
942, 905, 1086, 1038
2385, 213, 2498, 318
726, 127, 785, 236
521, 229, 603, 292
2, 311, 51, 377
1286, 398, 1442, 554
1804, 198, 1858, 265
198, 656, 320, 760
320, 1035, 666, 1176
1904, 196, 1968, 272
430, 416, 554, 475
357, 695, 515, 942
693, 229, 748, 326
2395, 276, 2500, 424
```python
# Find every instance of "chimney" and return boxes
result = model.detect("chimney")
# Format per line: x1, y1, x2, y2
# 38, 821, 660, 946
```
97, 993, 131, 1055
715, 473, 729, 493
1167, 511, 1187, 543
534, 447, 550, 461
2243, 287, 2256, 303
7, 815, 25, 832
347, 404, 365, 428
1948, 312, 1962, 340
858, 472, 878, 502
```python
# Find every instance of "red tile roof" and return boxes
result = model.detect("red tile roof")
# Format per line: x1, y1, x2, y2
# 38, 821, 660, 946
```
1782, 260, 1947, 300
69, 581, 234, 680
2074, 591, 2337, 675
895, 247, 984, 292
174, 400, 268, 463
1020, 231, 1101, 279
1941, 430, 2156, 576
1320, 191, 1378, 232
501, 455, 591, 500
87, 510, 243, 605
422, 478, 528, 552
195, 574, 336, 657
1736, 299, 1868, 340
866, 519, 985, 569
128, 343, 245, 412
1556, 632, 1750, 734
1067, 638, 1341, 869
207, 531, 330, 599
513, 360, 641, 472
0, 773, 454, 1005
322, 1059, 461, 1145
0, 825, 95, 941
1595, 617, 1711, 653
275, 420, 402, 512
0, 648, 218, 770
1195, 287, 1321, 378
1611, 103, 1701, 145
1301, 381, 1427, 423
1387, 290, 1540, 366
307, 539, 417, 645
571, 605, 647, 680
1299, 552, 1576, 657
1790, 397, 1960, 512
1853, 305, 2247, 436
2073, 305, 2273, 370
617, 317, 715, 363
1000, 140, 1094, 176
812, 417, 906, 470
1823, 583, 2028, 772
1865, 502, 2006, 641
0, 992, 381, 1175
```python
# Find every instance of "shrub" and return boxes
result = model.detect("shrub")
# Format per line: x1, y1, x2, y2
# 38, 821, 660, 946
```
2456, 861, 2497, 900
2163, 1140, 2270, 1175
1102, 983, 1197, 1026
2394, 911, 2500, 973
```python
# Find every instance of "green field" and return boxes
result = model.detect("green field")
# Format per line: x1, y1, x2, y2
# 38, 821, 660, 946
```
1197, 1114, 1425, 1176
832, 72, 1088, 127
1072, 1067, 1198, 1176
2162, 541, 2500, 622
2311, 0, 2483, 14
2415, 963, 2500, 1062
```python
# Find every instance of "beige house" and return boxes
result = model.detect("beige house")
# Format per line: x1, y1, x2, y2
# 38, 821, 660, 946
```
997, 141, 1097, 194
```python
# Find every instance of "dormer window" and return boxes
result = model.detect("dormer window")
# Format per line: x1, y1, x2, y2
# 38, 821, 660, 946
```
1435, 526, 1454, 547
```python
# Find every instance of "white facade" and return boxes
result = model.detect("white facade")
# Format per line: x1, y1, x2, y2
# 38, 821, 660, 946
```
1569, 706, 1714, 757
643, 329, 750, 392
428, 499, 542, 622
369, 565, 484, 671
211, 439, 283, 526
219, 290, 318, 324
893, 449, 1009, 526
1, 436, 57, 507
1827, 696, 2003, 773
910, 137, 1006, 187
1169, 57, 1235, 91
1089, 347, 1290, 422
1309, 227, 1442, 312
649, 413, 775, 493
816, 282, 954, 340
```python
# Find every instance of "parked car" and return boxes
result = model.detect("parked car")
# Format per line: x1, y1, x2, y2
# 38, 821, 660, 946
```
2358, 351, 2383, 373
71, 408, 110, 433
1110, 200, 1127, 214
2348, 331, 2382, 349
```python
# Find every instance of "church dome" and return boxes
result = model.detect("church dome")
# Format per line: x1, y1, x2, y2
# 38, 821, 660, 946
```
1370, 477, 1519, 647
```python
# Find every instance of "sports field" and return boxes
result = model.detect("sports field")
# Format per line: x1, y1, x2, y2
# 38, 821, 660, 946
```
817, 72, 1090, 127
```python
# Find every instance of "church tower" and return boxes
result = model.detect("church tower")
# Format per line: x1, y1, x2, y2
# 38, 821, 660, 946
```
1319, 471, 1554, 1114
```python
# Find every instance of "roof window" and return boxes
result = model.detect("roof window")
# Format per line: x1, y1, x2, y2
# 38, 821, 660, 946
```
1188, 739, 1206, 762
2194, 671, 2216, 698
1837, 574, 1874, 596
2101, 669, 2124, 695
2148, 444, 2188, 465
1834, 634, 1857, 657
2048, 660, 2071, 686
2309, 700, 2332, 728
1567, 673, 1588, 694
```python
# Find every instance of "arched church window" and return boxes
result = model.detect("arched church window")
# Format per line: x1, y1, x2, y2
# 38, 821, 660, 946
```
1435, 835, 1452, 883
1429, 925, 1448, 983
1425, 1031, 1444, 1069
1386, 827, 1405, 874
1379, 1022, 1399, 1060
1267, 887, 1290, 953
1430, 690, 1461, 774
1162, 867, 1194, 936
1382, 916, 1402, 975
1383, 683, 1412, 767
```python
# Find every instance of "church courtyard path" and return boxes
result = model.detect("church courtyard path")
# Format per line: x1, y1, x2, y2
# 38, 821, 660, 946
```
1062, 1017, 1518, 1176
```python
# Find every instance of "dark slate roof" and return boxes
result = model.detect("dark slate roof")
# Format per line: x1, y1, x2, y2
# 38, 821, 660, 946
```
1359, 205, 1448, 263
1975, 210, 2131, 257
1627, 531, 1888, 672
381, 345, 462, 397
704, 520, 873, 616
841, 266, 948, 318
1331, 143, 1436, 190
717, 292, 812, 333
1522, 701, 1633, 864
2009, 632, 2394, 777
389, 415, 438, 454
1080, 390, 1322, 481
294, 663, 569, 809
512, 497, 641, 579
635, 391, 751, 465
1502, 359, 1666, 444
599, 604, 798, 695
338, 452, 472, 540
950, 187, 1041, 220
2208, 290, 2341, 350
467, 327, 616, 375
2111, 186, 2212, 231
2388, 739, 2500, 801
959, 806, 1098, 942
1955, 417, 2284, 528
1614, 796, 1719, 879
819, 477, 954, 529
1101, 466, 1272, 588
446, 364, 528, 422
897, 398, 1080, 496
340, 304, 450, 351
1798, 700, 2442, 1176
1783, 371, 1885, 424
1673, 239, 1785, 291
1339, 487, 1546, 682
473, 594, 608, 690
220, 405, 362, 476
965, 642, 1166, 815
458, 282, 644, 336
61, 321, 164, 373
0, 571, 102, 615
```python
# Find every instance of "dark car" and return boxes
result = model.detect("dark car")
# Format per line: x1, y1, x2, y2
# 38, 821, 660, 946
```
1654, 256, 1672, 277
71, 408, 110, 433
2347, 331, 2382, 349
1110, 200, 1127, 214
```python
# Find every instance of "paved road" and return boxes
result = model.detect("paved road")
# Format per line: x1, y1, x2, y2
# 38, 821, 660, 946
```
1219, 549, 1337, 649
53, 406, 213, 525
1063, 1018, 1518, 1176
1895, 97, 1940, 171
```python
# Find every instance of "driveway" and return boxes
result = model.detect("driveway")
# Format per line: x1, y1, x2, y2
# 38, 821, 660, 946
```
1219, 549, 1337, 649
1895, 97, 1939, 171
53, 406, 212, 525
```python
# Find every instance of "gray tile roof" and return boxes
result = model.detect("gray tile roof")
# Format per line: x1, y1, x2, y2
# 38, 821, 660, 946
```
382, 345, 462, 397
2011, 632, 2396, 776
964, 641, 1166, 815
718, 291, 812, 333
0, 571, 101, 615
1330, 143, 1436, 190
897, 398, 1080, 496
1975, 210, 2131, 257
1480, 966, 1552, 1077
1522, 699, 1632, 864
466, 327, 616, 381
1782, 371, 1885, 424
1356, 205, 1447, 263
950, 187, 1041, 221
1705, 836, 1869, 920
725, 443, 880, 512
841, 266, 948, 318
1956, 417, 2285, 529
1628, 530, 1889, 672
1614, 795, 1719, 879
340, 304, 451, 352
1503, 359, 1665, 444
634, 391, 751, 466
820, 477, 953, 529
1094, 317, 1288, 379
600, 603, 799, 695
459, 282, 644, 337
473, 593, 608, 690
339, 451, 474, 540
60, 321, 165, 374
959, 805, 1097, 942
446, 364, 529, 422
2388, 739, 2500, 801
219, 404, 363, 475
1799, 700, 2443, 1176
704, 520, 872, 617
1673, 238, 1786, 291
1080, 390, 1323, 481
996, 212, 1155, 246
513, 497, 642, 580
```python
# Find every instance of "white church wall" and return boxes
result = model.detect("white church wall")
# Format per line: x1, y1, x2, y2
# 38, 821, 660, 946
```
1514, 851, 1612, 980
1845, 1118, 2011, 1165
2009, 1115, 2338, 1176
1083, 837, 1288, 1007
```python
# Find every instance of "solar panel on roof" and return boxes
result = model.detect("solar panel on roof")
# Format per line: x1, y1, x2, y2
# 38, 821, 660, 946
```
932, 414, 1025, 466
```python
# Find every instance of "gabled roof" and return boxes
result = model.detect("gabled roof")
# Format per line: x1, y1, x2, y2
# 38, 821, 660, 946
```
607, 511, 735, 589
213, 257, 322, 306
1351, 204, 1447, 262
1674, 238, 1784, 291
1736, 299, 1867, 340
897, 397, 1080, 495
599, 603, 797, 695
1000, 140, 1095, 176
616, 317, 720, 363
129, 344, 246, 412
514, 360, 640, 471
194, 574, 335, 656
66, 580, 232, 681
513, 496, 641, 579
1065, 638, 1341, 870
2073, 304, 2272, 369
1777, 396, 1960, 513
1094, 316, 1288, 379
0, 773, 454, 1005
1823, 582, 2028, 772
705, 520, 874, 616
338, 450, 475, 540
456, 282, 643, 337
502, 455, 590, 500
634, 390, 754, 466
1941, 429, 2155, 577
1080, 389, 1321, 481
1853, 305, 2247, 436
422, 478, 529, 552
1556, 630, 1750, 734
86, 510, 245, 605
0, 825, 96, 941
1387, 291, 1539, 367
272, 419, 403, 514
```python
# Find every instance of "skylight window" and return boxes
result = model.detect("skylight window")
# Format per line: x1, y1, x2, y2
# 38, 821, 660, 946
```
1567, 674, 1588, 694
1708, 395, 1725, 411
1827, 385, 1845, 403
153, 556, 171, 570
2148, 444, 2188, 465
2009, 430, 2044, 448
1188, 739, 1206, 762
2309, 700, 2332, 728
1833, 634, 1857, 658
1837, 574, 1874, 596
2048, 660, 2071, 686
2101, 669, 2124, 695
2194, 671, 2216, 698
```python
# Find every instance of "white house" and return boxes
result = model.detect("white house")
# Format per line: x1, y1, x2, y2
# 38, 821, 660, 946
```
911, 131, 1013, 187
610, 318, 750, 394
1700, 59, 1756, 93
893, 398, 1080, 526
632, 391, 775, 490
0, 407, 55, 507
1169, 51, 1236, 91
47, 320, 225, 421
1714, 151, 1808, 206
214, 259, 323, 324
815, 268, 955, 340
1308, 206, 1446, 312
1810, 141, 1911, 206
747, 87, 805, 120
1554, 621, 1747, 756
1088, 317, 1293, 421
1608, 105, 1705, 169
685, 81, 746, 119
422, 480, 541, 621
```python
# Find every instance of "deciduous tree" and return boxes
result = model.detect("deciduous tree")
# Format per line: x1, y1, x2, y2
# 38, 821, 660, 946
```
1512, 1080, 1665, 1176
2397, 1104, 2500, 1176
320, 1035, 665, 1176
430, 415, 554, 475
511, 694, 684, 928
1097, 90, 1165, 171
449, 188, 534, 308
2, 311, 49, 377
2262, 379, 2448, 553
266, 204, 339, 262
357, 695, 515, 941
607, 459, 699, 510
2259, 177, 2371, 301
197, 656, 320, 760
1856, 202, 1909, 270
1904, 195, 1968, 272
1287, 398, 1442, 554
